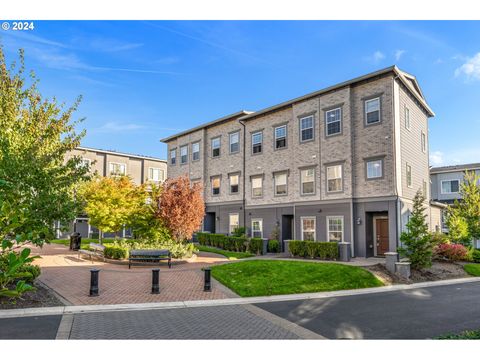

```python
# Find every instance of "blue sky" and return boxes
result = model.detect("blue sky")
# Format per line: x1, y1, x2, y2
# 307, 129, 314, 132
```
2, 20, 480, 165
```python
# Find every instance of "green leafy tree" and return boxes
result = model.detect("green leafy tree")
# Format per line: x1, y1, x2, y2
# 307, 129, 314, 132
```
446, 208, 471, 246
398, 190, 433, 269
0, 47, 89, 248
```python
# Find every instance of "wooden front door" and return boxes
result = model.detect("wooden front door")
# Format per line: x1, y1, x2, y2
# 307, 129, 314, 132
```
375, 218, 389, 256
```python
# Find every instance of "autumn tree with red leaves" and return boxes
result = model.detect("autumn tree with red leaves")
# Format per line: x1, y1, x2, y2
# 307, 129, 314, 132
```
157, 175, 205, 242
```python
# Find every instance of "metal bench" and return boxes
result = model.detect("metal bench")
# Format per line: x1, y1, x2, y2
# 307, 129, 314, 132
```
78, 243, 105, 262
128, 249, 172, 269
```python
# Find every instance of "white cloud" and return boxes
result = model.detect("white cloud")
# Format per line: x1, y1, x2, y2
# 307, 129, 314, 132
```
394, 50, 406, 61
430, 148, 480, 166
455, 52, 480, 81
364, 51, 385, 64
429, 151, 444, 166
95, 122, 145, 133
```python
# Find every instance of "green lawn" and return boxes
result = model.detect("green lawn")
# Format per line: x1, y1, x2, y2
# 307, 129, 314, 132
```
211, 260, 383, 297
464, 263, 480, 276
437, 329, 480, 339
195, 245, 253, 260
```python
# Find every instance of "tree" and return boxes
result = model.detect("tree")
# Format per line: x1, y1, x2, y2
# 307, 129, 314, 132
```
446, 208, 471, 246
79, 176, 142, 241
398, 190, 433, 269
0, 47, 89, 248
157, 175, 205, 242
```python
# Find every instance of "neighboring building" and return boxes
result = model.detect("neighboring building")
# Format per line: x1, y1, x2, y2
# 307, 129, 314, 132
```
56, 146, 167, 239
161, 66, 437, 257
430, 163, 480, 234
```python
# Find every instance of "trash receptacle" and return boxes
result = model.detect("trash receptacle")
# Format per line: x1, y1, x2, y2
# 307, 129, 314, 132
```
70, 232, 82, 251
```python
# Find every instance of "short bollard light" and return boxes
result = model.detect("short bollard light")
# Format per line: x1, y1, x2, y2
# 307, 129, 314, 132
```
151, 268, 160, 294
89, 268, 100, 297
203, 267, 211, 292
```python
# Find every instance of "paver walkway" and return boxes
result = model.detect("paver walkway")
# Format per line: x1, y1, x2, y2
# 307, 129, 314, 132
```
30, 244, 233, 305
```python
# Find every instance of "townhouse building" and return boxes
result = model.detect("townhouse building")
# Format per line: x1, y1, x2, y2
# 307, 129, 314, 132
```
162, 66, 439, 257
57, 146, 167, 239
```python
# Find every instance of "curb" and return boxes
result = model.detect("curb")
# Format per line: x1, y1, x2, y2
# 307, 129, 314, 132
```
1, 276, 479, 319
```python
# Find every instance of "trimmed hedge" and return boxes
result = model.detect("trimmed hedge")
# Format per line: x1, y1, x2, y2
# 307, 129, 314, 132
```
104, 245, 129, 259
473, 249, 480, 263
268, 240, 280, 253
196, 232, 258, 254
249, 238, 263, 255
288, 240, 338, 260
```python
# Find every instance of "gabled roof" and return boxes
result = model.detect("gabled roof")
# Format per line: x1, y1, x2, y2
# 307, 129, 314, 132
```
160, 110, 253, 143
76, 146, 166, 163
430, 163, 480, 174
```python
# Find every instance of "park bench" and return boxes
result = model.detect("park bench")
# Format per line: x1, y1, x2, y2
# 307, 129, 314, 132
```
78, 243, 106, 262
128, 249, 172, 269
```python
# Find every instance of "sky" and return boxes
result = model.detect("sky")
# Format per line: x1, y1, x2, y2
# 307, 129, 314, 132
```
1, 20, 480, 165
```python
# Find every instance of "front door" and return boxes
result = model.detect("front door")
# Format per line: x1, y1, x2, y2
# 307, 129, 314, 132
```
375, 218, 389, 256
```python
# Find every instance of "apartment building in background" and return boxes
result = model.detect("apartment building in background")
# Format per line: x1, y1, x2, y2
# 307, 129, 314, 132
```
56, 146, 167, 239
162, 66, 441, 257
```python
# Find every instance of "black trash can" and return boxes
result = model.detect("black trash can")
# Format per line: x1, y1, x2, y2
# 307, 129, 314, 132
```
70, 232, 82, 251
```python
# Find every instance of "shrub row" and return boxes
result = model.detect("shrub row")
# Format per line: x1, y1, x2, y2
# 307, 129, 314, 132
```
288, 240, 339, 260
196, 232, 281, 254
433, 243, 468, 262
473, 249, 480, 263
103, 245, 129, 259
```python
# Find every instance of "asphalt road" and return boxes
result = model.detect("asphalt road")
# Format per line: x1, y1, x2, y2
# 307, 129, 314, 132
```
0, 315, 61, 339
256, 281, 480, 339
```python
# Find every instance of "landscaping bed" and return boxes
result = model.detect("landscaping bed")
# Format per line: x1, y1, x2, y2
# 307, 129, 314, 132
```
211, 259, 383, 297
437, 328, 480, 339
195, 245, 253, 259
0, 281, 64, 309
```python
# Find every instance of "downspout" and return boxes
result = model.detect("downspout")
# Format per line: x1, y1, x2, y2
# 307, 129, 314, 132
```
349, 86, 355, 257
239, 118, 247, 232
392, 74, 402, 249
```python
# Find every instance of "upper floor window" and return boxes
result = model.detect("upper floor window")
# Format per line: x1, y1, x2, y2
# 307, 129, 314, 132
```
274, 172, 288, 196
301, 217, 316, 241
405, 106, 410, 130
300, 115, 314, 142
180, 145, 188, 164
211, 176, 221, 196
211, 137, 221, 158
423, 179, 428, 197
251, 176, 263, 197
366, 159, 383, 179
325, 108, 342, 136
192, 142, 200, 161
406, 163, 412, 188
327, 164, 343, 192
149, 168, 165, 182
229, 132, 240, 154
229, 173, 239, 194
109, 162, 126, 176
327, 216, 344, 242
170, 149, 176, 165
365, 97, 380, 125
441, 180, 460, 194
252, 131, 263, 154
421, 132, 427, 153
301, 168, 315, 195
274, 125, 287, 149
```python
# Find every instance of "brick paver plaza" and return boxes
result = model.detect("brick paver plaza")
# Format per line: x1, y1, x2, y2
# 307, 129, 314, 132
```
31, 243, 234, 305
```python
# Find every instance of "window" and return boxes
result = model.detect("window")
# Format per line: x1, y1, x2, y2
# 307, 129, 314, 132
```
149, 168, 164, 182
365, 97, 380, 125
366, 159, 383, 179
251, 176, 263, 197
423, 179, 428, 197
192, 142, 200, 161
211, 176, 221, 196
109, 162, 126, 176
327, 216, 344, 242
421, 132, 426, 153
251, 219, 263, 238
301, 217, 316, 241
300, 116, 314, 142
180, 145, 188, 164
441, 180, 460, 194
325, 108, 341, 136
229, 213, 239, 235
79, 158, 91, 170
170, 149, 176, 165
406, 164, 412, 187
274, 125, 287, 149
252, 131, 263, 154
229, 132, 240, 154
274, 172, 288, 196
211, 137, 221, 158
405, 106, 410, 130
327, 164, 343, 192
301, 168, 315, 195
229, 173, 239, 194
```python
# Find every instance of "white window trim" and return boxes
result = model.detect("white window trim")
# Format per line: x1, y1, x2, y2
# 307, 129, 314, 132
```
366, 159, 383, 179
252, 131, 263, 154
421, 131, 427, 153
148, 167, 164, 182
406, 163, 412, 188
109, 162, 127, 176
299, 115, 314, 142
274, 172, 288, 196
301, 216, 316, 241
325, 108, 342, 136
365, 97, 381, 125
229, 213, 239, 235
192, 142, 200, 161
170, 149, 177, 165
405, 106, 411, 130
274, 125, 287, 149
326, 216, 344, 242
229, 132, 240, 154
300, 168, 315, 195
180, 145, 189, 164
326, 164, 343, 193
229, 173, 240, 194
251, 218, 263, 238
211, 176, 221, 196
251, 176, 263, 198
211, 137, 221, 158
441, 179, 461, 194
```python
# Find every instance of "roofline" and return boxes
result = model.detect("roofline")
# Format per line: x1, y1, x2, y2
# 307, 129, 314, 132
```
430, 163, 480, 174
160, 110, 253, 143
76, 146, 167, 163
238, 65, 434, 122
430, 200, 448, 209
